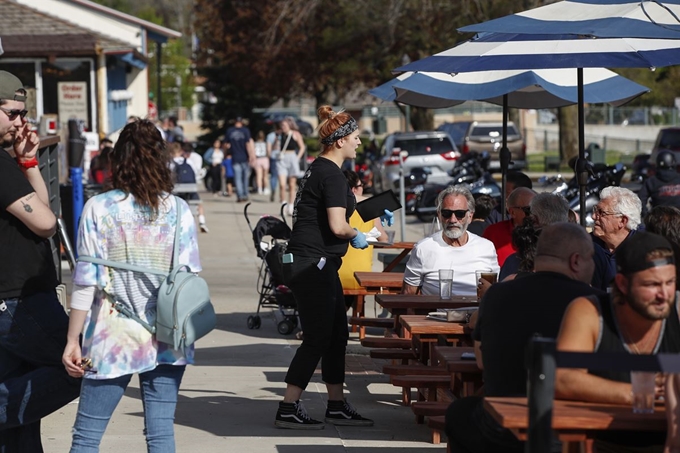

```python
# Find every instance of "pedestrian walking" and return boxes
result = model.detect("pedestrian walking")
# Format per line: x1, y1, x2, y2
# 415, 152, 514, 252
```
62, 119, 202, 452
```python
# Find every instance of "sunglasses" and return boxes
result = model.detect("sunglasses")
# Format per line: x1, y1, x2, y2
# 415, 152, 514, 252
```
0, 107, 28, 120
440, 209, 469, 220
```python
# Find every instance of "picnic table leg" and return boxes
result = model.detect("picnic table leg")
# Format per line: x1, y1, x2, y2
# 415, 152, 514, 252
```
382, 249, 410, 272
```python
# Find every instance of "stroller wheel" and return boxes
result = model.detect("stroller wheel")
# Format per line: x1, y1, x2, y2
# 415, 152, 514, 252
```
277, 319, 294, 335
247, 315, 261, 330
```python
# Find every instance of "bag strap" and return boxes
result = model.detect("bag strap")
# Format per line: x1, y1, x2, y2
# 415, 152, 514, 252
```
281, 132, 293, 152
171, 195, 181, 269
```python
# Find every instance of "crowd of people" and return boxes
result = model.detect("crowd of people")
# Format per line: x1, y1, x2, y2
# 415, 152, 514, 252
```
5, 58, 680, 452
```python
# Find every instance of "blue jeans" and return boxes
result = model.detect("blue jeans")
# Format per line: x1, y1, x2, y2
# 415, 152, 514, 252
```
232, 161, 251, 200
0, 291, 81, 452
70, 365, 185, 453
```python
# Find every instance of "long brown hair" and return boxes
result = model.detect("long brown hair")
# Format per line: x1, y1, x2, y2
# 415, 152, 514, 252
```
107, 119, 173, 212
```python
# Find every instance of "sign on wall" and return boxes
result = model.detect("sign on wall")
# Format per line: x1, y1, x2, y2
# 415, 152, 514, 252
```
57, 82, 88, 128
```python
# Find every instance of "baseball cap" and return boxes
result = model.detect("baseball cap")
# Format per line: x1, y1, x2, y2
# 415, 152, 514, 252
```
616, 232, 675, 275
0, 71, 26, 102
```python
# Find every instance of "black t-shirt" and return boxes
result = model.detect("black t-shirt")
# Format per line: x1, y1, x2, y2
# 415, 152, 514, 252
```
286, 157, 355, 258
473, 271, 601, 397
0, 150, 58, 298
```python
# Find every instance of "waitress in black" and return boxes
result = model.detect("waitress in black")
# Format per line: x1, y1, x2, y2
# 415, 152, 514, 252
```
275, 105, 373, 430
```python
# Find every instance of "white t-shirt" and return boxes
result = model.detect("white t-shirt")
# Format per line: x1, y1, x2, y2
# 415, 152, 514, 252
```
211, 149, 224, 166
403, 231, 499, 296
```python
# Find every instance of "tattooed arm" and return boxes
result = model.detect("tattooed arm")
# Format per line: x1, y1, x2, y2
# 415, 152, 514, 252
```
5, 123, 56, 238
7, 191, 56, 238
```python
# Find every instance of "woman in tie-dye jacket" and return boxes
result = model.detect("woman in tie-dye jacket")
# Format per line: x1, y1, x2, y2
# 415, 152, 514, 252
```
62, 119, 201, 453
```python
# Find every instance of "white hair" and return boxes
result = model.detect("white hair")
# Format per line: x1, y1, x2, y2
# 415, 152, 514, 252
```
600, 186, 641, 230
436, 185, 475, 213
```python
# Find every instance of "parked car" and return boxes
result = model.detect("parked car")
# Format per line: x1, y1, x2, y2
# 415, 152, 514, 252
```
458, 121, 526, 172
261, 112, 314, 136
436, 121, 472, 151
649, 127, 680, 173
372, 131, 460, 193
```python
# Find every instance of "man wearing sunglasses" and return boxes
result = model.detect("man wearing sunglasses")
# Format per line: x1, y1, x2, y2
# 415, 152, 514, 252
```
483, 187, 537, 267
403, 186, 499, 296
0, 70, 81, 450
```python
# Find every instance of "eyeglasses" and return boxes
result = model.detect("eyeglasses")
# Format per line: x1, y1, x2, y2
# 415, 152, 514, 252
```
355, 183, 363, 188
509, 205, 531, 216
592, 206, 622, 218
440, 209, 469, 220
0, 107, 28, 120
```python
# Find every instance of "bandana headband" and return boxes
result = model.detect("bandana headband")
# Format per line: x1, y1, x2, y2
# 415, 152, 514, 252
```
320, 117, 358, 145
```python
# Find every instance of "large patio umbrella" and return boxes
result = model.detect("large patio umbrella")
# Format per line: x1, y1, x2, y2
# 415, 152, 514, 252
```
395, 31, 680, 225
369, 67, 648, 217
458, 0, 680, 39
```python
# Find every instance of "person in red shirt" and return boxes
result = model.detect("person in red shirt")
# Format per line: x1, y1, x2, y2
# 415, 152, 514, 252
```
483, 187, 536, 266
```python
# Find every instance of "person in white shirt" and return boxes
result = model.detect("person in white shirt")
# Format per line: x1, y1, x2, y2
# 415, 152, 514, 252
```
403, 186, 499, 296
170, 142, 209, 233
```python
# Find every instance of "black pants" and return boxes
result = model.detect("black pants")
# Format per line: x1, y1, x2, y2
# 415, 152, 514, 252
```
209, 165, 222, 193
283, 255, 348, 389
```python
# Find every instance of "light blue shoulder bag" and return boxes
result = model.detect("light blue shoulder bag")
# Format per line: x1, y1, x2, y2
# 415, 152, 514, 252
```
79, 196, 216, 351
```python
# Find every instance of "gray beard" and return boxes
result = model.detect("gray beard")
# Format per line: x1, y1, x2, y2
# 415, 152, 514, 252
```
443, 224, 467, 240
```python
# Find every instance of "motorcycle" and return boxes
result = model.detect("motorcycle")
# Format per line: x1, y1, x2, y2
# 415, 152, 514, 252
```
410, 151, 501, 223
551, 162, 627, 227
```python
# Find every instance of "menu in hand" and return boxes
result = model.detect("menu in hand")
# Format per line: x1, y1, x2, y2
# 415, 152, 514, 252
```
356, 190, 402, 223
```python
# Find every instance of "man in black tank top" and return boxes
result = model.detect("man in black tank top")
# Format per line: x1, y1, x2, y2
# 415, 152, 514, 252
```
556, 232, 679, 452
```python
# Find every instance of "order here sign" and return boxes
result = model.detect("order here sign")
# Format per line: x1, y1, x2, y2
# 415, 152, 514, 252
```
58, 82, 88, 128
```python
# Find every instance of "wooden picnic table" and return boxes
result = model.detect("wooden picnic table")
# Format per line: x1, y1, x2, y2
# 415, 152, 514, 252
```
433, 345, 483, 399
483, 397, 666, 453
354, 271, 404, 294
375, 294, 478, 336
399, 314, 471, 364
372, 241, 415, 272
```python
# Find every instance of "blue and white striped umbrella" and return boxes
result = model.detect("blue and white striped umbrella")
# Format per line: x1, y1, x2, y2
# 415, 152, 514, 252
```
459, 0, 680, 39
395, 32, 680, 74
369, 68, 648, 109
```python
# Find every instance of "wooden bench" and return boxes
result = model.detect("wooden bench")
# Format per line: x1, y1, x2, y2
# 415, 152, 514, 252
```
361, 337, 412, 349
411, 400, 450, 425
369, 348, 417, 365
427, 415, 450, 449
348, 316, 395, 341
383, 364, 450, 376
391, 375, 452, 405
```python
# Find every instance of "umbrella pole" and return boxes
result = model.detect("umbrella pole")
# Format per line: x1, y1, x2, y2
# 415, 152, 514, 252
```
576, 68, 587, 227
500, 94, 510, 221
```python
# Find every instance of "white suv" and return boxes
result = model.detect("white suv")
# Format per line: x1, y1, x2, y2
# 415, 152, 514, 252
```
372, 131, 460, 193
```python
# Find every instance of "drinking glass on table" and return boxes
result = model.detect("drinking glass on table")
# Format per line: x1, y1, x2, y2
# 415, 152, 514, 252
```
438, 269, 453, 299
475, 269, 498, 301
631, 371, 655, 414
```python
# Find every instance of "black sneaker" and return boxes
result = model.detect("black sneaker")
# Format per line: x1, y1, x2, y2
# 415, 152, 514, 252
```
275, 400, 325, 430
325, 399, 374, 426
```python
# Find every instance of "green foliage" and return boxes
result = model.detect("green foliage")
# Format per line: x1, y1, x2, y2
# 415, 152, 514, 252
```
148, 39, 195, 113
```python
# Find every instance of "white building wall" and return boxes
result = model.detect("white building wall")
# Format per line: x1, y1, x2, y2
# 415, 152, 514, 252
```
127, 67, 149, 119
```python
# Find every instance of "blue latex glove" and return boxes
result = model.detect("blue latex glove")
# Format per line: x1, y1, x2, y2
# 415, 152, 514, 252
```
380, 209, 395, 227
350, 229, 369, 249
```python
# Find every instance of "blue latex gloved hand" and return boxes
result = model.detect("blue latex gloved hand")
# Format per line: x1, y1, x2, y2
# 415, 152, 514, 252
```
380, 209, 394, 227
350, 229, 369, 249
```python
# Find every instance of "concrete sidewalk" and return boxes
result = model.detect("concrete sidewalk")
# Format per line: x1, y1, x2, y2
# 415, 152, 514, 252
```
42, 191, 443, 452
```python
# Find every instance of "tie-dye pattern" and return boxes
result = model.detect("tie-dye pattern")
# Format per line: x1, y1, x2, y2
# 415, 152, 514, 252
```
73, 190, 202, 379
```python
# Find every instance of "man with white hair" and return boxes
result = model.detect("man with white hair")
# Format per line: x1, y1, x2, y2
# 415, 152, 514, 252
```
403, 186, 499, 296
591, 186, 642, 290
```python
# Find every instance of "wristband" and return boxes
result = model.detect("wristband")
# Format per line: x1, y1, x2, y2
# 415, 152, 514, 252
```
17, 157, 38, 169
